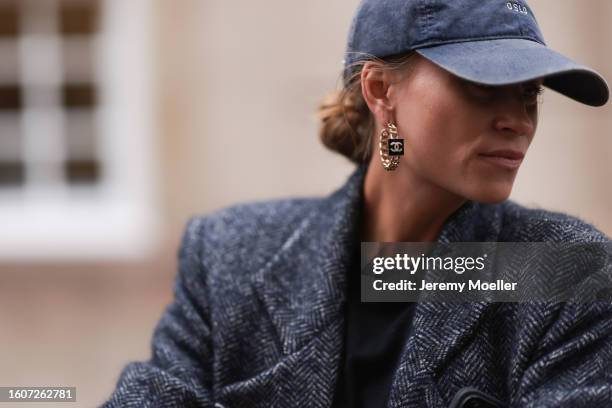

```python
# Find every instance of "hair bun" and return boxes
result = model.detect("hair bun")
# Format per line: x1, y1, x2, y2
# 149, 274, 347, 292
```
317, 86, 373, 164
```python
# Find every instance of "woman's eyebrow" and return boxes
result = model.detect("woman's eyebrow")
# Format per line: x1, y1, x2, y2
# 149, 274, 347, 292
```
525, 79, 544, 87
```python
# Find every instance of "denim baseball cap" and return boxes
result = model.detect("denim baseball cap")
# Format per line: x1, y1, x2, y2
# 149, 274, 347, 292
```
344, 0, 609, 106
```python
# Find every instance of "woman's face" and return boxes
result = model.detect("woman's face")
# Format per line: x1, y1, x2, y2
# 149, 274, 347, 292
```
390, 55, 542, 204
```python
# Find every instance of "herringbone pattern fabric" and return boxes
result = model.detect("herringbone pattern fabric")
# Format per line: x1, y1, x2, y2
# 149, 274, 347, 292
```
101, 162, 612, 407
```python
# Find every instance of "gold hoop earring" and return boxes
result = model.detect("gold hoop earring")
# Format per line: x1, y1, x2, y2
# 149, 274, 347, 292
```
379, 122, 404, 171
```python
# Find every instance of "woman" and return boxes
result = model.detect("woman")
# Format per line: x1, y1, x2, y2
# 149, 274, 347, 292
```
102, 0, 611, 407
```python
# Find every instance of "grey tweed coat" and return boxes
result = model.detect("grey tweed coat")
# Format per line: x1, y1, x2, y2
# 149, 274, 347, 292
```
101, 162, 612, 408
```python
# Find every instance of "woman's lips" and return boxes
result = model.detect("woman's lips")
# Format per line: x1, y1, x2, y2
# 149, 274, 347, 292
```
478, 152, 524, 170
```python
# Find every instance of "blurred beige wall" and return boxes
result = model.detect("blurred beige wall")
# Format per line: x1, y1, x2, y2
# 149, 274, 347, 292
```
0, 2, 610, 407
160, 0, 362, 235
513, 0, 612, 233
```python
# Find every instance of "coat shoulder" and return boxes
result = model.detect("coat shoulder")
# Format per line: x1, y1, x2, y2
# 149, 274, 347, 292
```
499, 200, 610, 242
203, 196, 320, 240
182, 197, 322, 275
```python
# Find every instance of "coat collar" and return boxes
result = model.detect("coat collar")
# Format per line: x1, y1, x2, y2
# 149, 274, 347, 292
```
251, 161, 505, 406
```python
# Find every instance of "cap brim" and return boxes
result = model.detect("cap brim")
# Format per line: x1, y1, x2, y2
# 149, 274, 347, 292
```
415, 38, 609, 107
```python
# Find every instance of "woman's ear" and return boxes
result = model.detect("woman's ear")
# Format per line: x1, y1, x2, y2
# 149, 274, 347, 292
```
361, 62, 396, 123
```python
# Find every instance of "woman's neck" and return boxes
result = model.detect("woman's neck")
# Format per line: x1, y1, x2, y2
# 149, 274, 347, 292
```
360, 161, 467, 242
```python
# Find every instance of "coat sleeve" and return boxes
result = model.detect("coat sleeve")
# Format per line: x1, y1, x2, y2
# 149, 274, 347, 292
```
514, 302, 612, 407
512, 240, 612, 407
100, 217, 215, 408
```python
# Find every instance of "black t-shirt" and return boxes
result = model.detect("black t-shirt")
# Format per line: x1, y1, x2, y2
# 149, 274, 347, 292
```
332, 244, 416, 408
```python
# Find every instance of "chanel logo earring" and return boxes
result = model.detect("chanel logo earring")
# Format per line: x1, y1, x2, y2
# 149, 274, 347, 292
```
379, 122, 404, 171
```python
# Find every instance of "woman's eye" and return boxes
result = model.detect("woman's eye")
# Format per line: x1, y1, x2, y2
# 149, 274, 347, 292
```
465, 81, 544, 106
523, 86, 544, 104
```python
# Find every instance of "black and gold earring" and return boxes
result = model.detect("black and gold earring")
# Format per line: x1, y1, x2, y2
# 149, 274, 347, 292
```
379, 122, 404, 171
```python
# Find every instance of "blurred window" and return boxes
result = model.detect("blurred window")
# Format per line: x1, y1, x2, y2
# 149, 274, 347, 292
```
0, 0, 100, 188
0, 0, 157, 261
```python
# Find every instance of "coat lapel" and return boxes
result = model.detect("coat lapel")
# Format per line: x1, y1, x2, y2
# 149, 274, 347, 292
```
246, 162, 368, 406
248, 161, 505, 407
252, 162, 367, 355
386, 199, 505, 407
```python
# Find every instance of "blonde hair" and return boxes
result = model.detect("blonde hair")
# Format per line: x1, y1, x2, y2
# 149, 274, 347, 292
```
317, 52, 418, 164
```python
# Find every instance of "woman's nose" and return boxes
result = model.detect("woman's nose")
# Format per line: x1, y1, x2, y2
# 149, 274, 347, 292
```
492, 90, 537, 137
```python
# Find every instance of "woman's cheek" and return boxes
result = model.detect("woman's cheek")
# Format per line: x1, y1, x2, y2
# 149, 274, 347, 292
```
416, 137, 455, 180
